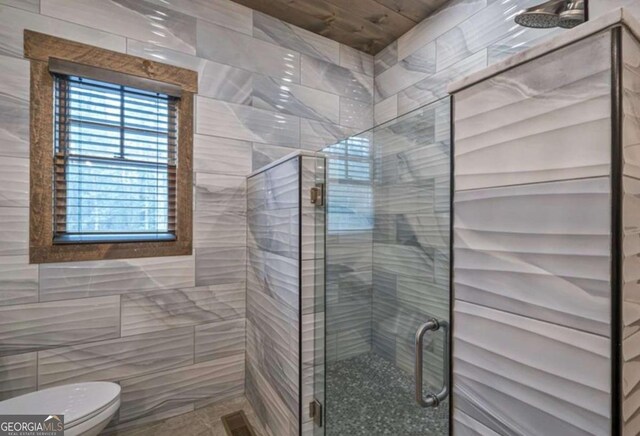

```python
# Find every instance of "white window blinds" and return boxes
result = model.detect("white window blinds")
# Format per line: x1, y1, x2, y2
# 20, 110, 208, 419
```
53, 74, 179, 243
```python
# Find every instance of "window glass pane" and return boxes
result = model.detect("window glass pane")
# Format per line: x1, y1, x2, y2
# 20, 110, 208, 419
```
65, 158, 169, 233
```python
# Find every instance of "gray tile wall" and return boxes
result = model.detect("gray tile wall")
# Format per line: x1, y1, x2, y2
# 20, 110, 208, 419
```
366, 2, 640, 433
0, 0, 370, 432
371, 0, 640, 126
454, 301, 610, 435
364, 0, 562, 393
452, 31, 614, 435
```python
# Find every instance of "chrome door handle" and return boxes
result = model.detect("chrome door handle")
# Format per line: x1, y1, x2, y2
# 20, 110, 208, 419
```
415, 319, 449, 407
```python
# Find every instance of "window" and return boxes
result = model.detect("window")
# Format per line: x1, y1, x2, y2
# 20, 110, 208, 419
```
25, 30, 196, 263
53, 75, 177, 243
325, 135, 374, 233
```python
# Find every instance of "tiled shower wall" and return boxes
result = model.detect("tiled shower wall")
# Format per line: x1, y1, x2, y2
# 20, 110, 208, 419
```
452, 30, 613, 434
372, 0, 640, 125
367, 0, 640, 382
368, 0, 565, 387
373, 0, 555, 126
0, 0, 371, 431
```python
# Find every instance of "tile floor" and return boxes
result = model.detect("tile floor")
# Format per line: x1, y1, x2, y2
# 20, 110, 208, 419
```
106, 354, 449, 435
108, 396, 267, 436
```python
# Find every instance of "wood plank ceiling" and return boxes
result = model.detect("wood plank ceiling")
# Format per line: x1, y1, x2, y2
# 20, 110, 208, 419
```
230, 0, 450, 55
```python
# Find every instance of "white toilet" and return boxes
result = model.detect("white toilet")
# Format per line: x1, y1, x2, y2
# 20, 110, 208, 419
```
0, 382, 120, 436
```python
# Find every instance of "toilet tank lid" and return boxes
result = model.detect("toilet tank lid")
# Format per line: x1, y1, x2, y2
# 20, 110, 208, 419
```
0, 382, 120, 424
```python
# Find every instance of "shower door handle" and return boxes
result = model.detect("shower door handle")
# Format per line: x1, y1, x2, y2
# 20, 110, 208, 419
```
415, 319, 449, 408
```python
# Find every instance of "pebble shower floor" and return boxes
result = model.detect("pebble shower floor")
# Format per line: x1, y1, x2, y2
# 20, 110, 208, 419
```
325, 353, 449, 436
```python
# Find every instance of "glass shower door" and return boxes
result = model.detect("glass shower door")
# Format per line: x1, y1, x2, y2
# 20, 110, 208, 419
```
319, 97, 451, 436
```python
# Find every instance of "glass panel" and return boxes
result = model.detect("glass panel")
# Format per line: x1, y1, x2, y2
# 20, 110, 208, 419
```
311, 156, 326, 436
65, 158, 169, 233
248, 153, 327, 436
320, 97, 451, 436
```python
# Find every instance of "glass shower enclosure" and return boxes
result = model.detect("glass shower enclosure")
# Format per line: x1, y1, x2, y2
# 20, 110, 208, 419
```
313, 97, 452, 435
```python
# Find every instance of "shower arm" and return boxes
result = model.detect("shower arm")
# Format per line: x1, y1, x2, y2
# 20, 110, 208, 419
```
415, 319, 450, 407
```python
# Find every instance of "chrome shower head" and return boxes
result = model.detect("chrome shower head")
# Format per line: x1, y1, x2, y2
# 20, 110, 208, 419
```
558, 0, 585, 28
514, 0, 566, 28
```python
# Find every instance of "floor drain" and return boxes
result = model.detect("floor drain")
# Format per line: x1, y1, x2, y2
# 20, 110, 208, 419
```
221, 410, 256, 436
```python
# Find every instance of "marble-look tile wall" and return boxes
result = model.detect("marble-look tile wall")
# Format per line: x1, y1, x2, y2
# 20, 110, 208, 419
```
246, 153, 325, 436
359, 0, 565, 400
452, 31, 613, 434
363, 1, 640, 428
0, 0, 371, 432
371, 0, 640, 127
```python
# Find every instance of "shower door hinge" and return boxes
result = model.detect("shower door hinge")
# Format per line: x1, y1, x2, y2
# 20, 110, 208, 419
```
309, 399, 323, 427
310, 183, 324, 206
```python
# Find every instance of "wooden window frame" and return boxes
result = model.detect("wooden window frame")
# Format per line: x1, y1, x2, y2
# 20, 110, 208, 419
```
25, 30, 197, 264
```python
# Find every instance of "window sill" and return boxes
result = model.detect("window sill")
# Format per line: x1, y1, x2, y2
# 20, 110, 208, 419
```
31, 238, 191, 264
